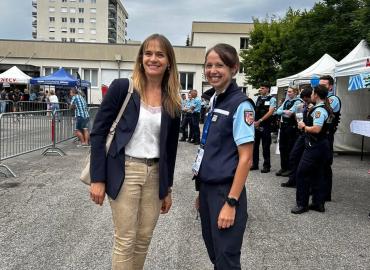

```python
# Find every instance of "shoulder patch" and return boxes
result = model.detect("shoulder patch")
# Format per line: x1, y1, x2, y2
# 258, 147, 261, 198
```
244, 110, 254, 126
315, 111, 321, 118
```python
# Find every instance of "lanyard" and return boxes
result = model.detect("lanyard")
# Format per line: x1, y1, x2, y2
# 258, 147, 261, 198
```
200, 96, 217, 147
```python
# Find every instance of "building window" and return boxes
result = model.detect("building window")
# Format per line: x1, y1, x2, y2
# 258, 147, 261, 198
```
79, 0, 84, 2
61, 38, 67, 42
90, 39, 96, 42
49, 27, 55, 32
83, 69, 98, 87
61, 27, 68, 33
61, 7, 68, 13
61, 17, 67, 23
78, 28, 84, 34
78, 8, 84, 13
90, 18, 96, 24
180, 72, 194, 90
77, 38, 84, 42
64, 68, 78, 75
70, 28, 76, 33
69, 0, 77, 2
70, 18, 76, 23
70, 38, 76, 43
62, 0, 67, 2
70, 8, 76, 13
49, 37, 55, 40
240, 37, 249, 50
91, 0, 96, 3
90, 28, 96, 34
239, 62, 244, 73
79, 18, 84, 23
44, 67, 58, 76
90, 8, 96, 13
49, 7, 55, 12
49, 17, 55, 22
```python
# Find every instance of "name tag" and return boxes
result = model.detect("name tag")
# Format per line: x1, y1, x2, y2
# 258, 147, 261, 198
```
212, 114, 218, 122
264, 101, 270, 106
192, 148, 204, 175
213, 108, 230, 116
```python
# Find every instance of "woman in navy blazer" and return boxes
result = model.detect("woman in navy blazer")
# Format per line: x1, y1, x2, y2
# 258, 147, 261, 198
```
89, 34, 181, 270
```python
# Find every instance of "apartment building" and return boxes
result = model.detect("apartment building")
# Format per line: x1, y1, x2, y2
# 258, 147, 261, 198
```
32, 0, 128, 43
191, 21, 256, 95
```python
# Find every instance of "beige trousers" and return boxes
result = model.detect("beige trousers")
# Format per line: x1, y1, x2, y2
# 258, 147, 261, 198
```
109, 160, 162, 270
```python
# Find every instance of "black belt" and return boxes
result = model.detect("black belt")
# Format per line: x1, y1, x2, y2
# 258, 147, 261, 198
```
125, 155, 159, 166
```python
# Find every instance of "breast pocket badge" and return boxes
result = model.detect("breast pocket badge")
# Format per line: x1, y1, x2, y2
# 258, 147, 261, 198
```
244, 110, 254, 126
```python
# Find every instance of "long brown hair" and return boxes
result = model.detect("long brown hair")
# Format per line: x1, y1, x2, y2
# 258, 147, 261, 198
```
132, 34, 181, 118
313, 85, 334, 116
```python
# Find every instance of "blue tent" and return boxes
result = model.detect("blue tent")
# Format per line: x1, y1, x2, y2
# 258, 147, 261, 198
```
30, 67, 90, 87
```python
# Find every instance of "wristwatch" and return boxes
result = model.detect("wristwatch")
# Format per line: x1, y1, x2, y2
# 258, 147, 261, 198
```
225, 197, 239, 207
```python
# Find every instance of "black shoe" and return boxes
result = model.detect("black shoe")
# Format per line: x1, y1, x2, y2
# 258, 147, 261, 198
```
179, 137, 186, 142
276, 169, 284, 176
309, 203, 325, 213
250, 166, 259, 171
325, 196, 332, 202
291, 205, 309, 214
261, 167, 270, 173
281, 170, 292, 177
281, 181, 296, 188
188, 139, 195, 143
193, 141, 200, 145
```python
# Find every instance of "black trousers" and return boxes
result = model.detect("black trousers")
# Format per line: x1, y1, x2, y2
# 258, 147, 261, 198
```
199, 182, 248, 270
253, 125, 271, 169
192, 112, 200, 143
288, 134, 305, 185
324, 132, 335, 200
180, 113, 192, 139
279, 124, 298, 171
296, 138, 330, 207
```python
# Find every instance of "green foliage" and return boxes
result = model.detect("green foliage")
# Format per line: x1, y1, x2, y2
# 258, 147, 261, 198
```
240, 0, 370, 88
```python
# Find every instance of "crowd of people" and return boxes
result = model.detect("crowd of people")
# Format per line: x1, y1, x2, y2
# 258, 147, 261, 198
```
249, 76, 341, 215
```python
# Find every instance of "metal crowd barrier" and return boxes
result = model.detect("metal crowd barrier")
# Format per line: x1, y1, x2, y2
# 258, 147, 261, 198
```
0, 106, 99, 177
0, 100, 15, 113
15, 101, 69, 112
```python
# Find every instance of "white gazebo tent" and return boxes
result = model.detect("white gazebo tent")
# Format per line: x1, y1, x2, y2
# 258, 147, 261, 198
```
276, 54, 338, 88
334, 39, 370, 152
0, 66, 31, 84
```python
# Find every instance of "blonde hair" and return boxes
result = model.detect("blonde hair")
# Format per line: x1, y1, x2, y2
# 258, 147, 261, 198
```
132, 34, 181, 118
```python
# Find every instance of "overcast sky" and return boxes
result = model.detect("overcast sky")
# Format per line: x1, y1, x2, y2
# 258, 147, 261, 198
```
0, 0, 318, 46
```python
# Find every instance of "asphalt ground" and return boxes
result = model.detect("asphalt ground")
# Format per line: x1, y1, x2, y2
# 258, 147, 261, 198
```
0, 139, 369, 270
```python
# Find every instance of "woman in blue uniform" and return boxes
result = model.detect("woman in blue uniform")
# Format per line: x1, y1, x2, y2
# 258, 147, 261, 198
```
193, 43, 255, 270
275, 85, 303, 176
291, 85, 333, 214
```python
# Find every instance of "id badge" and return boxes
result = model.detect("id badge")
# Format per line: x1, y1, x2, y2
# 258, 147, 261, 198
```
264, 101, 270, 106
192, 148, 204, 175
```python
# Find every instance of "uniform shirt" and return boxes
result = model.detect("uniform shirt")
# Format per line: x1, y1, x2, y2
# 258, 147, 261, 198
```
328, 91, 341, 113
191, 97, 202, 113
181, 99, 187, 111
261, 95, 277, 109
276, 97, 303, 118
311, 102, 328, 126
233, 101, 255, 146
71, 94, 89, 118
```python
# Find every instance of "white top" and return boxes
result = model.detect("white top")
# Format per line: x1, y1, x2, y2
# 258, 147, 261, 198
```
49, 95, 59, 103
125, 101, 162, 158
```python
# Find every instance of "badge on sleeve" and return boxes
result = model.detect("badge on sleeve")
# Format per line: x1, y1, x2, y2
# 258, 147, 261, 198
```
329, 98, 333, 104
244, 110, 254, 126
315, 111, 321, 118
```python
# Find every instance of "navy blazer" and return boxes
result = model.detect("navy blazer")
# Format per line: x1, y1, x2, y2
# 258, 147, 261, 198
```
90, 78, 180, 200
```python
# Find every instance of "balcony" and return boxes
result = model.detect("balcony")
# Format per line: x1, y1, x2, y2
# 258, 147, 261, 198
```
32, 0, 37, 7
108, 22, 116, 29
32, 20, 37, 27
109, 4, 117, 13
32, 30, 37, 39
32, 11, 37, 18
108, 37, 116, 43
